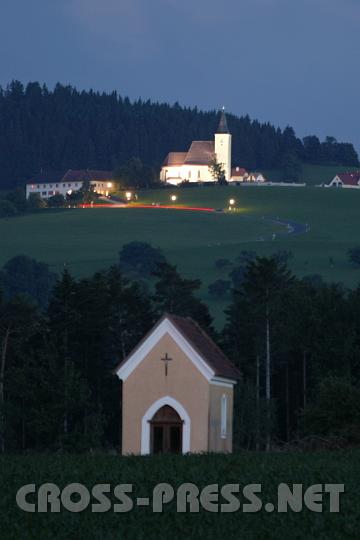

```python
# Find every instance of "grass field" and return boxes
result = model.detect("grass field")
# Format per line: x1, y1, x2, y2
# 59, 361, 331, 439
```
1, 451, 358, 539
1, 184, 360, 323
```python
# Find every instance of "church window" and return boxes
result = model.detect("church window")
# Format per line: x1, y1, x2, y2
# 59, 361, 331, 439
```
221, 394, 228, 439
198, 170, 201, 179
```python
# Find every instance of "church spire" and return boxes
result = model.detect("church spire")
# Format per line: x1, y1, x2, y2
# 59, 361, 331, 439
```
216, 107, 230, 134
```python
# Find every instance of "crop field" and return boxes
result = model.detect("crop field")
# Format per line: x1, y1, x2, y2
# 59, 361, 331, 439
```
1, 451, 358, 540
1, 184, 360, 322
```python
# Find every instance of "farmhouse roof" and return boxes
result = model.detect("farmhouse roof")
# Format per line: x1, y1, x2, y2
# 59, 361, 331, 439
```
27, 171, 64, 184
114, 313, 241, 381
231, 167, 248, 177
336, 172, 360, 186
62, 169, 113, 182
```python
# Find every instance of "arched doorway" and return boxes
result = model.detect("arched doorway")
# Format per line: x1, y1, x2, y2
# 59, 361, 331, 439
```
150, 405, 183, 454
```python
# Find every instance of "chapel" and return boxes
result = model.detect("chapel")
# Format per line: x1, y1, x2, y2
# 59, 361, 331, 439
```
115, 314, 240, 455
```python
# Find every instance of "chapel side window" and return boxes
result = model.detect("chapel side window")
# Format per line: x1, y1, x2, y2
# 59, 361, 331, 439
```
221, 394, 228, 439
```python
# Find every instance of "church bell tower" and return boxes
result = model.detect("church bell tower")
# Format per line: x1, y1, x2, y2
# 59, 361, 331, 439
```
214, 108, 232, 181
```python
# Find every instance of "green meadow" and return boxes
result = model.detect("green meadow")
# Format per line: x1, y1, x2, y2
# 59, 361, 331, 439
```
1, 184, 360, 321
1, 451, 358, 540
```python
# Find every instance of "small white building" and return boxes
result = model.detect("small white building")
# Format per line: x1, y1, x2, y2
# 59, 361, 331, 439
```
26, 169, 114, 199
327, 172, 360, 189
247, 172, 267, 183
160, 110, 232, 185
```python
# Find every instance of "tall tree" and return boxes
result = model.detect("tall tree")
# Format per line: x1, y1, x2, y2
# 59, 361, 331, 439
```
153, 262, 213, 331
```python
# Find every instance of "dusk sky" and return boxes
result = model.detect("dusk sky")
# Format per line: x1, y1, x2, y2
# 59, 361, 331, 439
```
1, 0, 359, 149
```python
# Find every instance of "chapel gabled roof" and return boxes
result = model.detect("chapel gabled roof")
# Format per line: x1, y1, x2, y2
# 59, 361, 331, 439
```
114, 313, 241, 381
168, 315, 241, 380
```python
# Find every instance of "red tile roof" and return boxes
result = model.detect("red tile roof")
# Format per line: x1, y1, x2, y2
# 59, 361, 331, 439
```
27, 171, 64, 184
62, 169, 113, 182
114, 314, 241, 381
168, 315, 241, 380
231, 167, 248, 177
336, 172, 360, 186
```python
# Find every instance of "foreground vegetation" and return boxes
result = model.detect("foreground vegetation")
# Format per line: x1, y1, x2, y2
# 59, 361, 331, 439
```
1, 451, 359, 539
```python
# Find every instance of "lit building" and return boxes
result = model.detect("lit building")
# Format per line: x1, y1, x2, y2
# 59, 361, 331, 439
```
160, 110, 232, 185
26, 169, 115, 199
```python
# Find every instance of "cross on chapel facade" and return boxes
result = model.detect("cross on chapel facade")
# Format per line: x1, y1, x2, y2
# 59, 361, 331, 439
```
115, 314, 241, 455
161, 352, 172, 376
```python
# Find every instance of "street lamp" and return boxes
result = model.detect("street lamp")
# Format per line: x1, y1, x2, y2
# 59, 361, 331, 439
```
229, 198, 235, 210
125, 191, 132, 201
171, 195, 177, 202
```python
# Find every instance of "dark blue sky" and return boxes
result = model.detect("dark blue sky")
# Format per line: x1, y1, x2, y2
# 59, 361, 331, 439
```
1, 0, 359, 149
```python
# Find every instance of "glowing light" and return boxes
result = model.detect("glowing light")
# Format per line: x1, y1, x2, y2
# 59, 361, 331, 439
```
67, 190, 73, 195
171, 195, 177, 202
229, 198, 235, 206
125, 191, 132, 200
107, 182, 113, 188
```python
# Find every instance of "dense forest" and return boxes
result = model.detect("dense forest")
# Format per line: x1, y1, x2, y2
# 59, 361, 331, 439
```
1, 248, 360, 453
0, 81, 358, 188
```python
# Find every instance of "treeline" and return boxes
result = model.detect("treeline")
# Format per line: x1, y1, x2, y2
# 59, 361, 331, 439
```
0, 81, 358, 188
1, 247, 360, 453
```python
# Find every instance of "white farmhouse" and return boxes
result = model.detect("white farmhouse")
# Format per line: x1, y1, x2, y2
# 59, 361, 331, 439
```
160, 110, 232, 185
26, 169, 114, 199
327, 172, 360, 189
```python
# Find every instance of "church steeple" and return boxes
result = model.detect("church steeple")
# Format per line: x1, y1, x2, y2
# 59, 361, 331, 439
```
214, 107, 232, 181
216, 108, 230, 134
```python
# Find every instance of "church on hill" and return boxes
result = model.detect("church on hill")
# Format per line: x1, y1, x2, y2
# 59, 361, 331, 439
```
160, 110, 232, 185
115, 314, 240, 455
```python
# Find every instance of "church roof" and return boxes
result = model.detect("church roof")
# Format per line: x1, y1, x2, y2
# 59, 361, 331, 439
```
162, 152, 188, 167
162, 142, 215, 168
184, 141, 215, 165
114, 313, 241, 381
216, 110, 230, 134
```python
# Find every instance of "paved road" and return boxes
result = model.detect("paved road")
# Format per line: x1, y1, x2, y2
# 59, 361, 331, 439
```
257, 216, 310, 242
